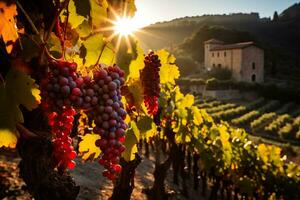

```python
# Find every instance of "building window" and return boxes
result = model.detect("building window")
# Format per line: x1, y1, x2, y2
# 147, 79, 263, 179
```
218, 64, 222, 68
217, 52, 220, 57
252, 74, 256, 82
212, 63, 216, 67
224, 51, 226, 57
252, 62, 256, 70
212, 53, 214, 57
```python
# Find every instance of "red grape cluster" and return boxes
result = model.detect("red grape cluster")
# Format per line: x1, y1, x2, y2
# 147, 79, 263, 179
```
140, 51, 161, 115
40, 60, 80, 170
48, 108, 77, 170
92, 66, 127, 180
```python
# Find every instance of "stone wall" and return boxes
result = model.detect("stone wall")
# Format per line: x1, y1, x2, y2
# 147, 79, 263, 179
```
241, 46, 264, 83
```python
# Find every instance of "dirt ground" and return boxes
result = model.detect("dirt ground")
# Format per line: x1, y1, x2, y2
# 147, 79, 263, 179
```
0, 149, 205, 200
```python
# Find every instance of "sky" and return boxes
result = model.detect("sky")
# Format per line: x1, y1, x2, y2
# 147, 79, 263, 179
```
132, 0, 300, 27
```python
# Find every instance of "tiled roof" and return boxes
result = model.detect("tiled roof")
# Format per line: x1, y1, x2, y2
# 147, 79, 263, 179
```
204, 39, 224, 44
210, 41, 255, 51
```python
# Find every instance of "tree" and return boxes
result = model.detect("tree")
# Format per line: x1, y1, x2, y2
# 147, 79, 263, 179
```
273, 11, 279, 22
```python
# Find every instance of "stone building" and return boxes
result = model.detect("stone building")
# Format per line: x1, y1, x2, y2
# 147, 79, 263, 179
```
204, 39, 264, 83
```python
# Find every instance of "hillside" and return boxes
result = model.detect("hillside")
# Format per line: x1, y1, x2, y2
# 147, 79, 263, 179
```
135, 3, 300, 79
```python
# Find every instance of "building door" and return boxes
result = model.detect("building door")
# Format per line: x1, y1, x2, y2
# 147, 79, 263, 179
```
251, 74, 256, 82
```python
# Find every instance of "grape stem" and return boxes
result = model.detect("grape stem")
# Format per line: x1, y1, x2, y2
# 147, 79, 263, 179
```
16, 1, 40, 37
94, 42, 108, 67
44, 0, 70, 43
62, 0, 70, 60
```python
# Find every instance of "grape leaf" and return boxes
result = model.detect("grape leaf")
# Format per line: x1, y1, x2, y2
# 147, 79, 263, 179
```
76, 20, 92, 38
157, 49, 180, 84
136, 116, 153, 135
108, 0, 136, 17
89, 0, 108, 29
78, 133, 101, 160
122, 121, 139, 161
192, 106, 203, 126
67, 0, 86, 29
0, 129, 18, 148
126, 78, 145, 112
0, 69, 40, 148
128, 42, 144, 79
5, 69, 41, 110
0, 2, 19, 53
81, 34, 115, 67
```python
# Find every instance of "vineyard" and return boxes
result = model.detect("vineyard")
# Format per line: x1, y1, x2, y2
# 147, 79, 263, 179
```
200, 98, 300, 144
0, 0, 300, 200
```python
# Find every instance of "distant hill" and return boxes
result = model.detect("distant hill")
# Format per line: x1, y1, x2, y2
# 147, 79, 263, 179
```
135, 3, 300, 80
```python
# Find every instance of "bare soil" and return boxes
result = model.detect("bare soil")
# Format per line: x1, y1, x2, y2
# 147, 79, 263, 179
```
0, 149, 205, 200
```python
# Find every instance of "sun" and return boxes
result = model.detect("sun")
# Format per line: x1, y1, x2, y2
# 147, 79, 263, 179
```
113, 17, 138, 36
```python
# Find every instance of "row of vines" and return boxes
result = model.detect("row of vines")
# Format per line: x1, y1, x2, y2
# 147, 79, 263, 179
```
0, 0, 299, 200
202, 98, 300, 143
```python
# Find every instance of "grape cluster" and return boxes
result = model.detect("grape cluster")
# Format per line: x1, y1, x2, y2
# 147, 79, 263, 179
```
41, 61, 128, 179
140, 51, 161, 115
92, 66, 127, 180
40, 60, 80, 170
48, 108, 77, 170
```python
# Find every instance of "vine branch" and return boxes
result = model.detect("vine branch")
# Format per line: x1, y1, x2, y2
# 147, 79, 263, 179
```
16, 1, 41, 39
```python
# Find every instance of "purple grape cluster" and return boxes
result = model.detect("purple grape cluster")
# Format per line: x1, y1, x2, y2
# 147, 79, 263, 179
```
91, 66, 127, 180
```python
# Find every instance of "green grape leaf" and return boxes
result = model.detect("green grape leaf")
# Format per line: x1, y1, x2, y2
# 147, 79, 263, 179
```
78, 133, 101, 160
89, 0, 108, 29
99, 42, 115, 66
157, 49, 180, 84
136, 116, 153, 134
126, 78, 145, 112
5, 69, 41, 111
68, 0, 86, 29
47, 33, 62, 57
81, 33, 104, 66
122, 121, 139, 161
0, 69, 40, 148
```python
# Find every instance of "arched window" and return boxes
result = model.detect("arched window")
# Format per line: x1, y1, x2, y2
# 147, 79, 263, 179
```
212, 52, 214, 57
218, 64, 222, 68
252, 74, 256, 82
217, 52, 220, 57
252, 62, 256, 70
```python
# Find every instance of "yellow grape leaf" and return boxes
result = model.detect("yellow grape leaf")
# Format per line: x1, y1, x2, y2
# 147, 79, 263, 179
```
78, 134, 101, 160
76, 20, 92, 38
0, 129, 18, 148
192, 106, 203, 126
157, 49, 180, 84
0, 2, 19, 53
122, 121, 139, 161
128, 42, 144, 79
257, 144, 269, 163
90, 0, 108, 29
67, 0, 85, 29
179, 94, 194, 109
